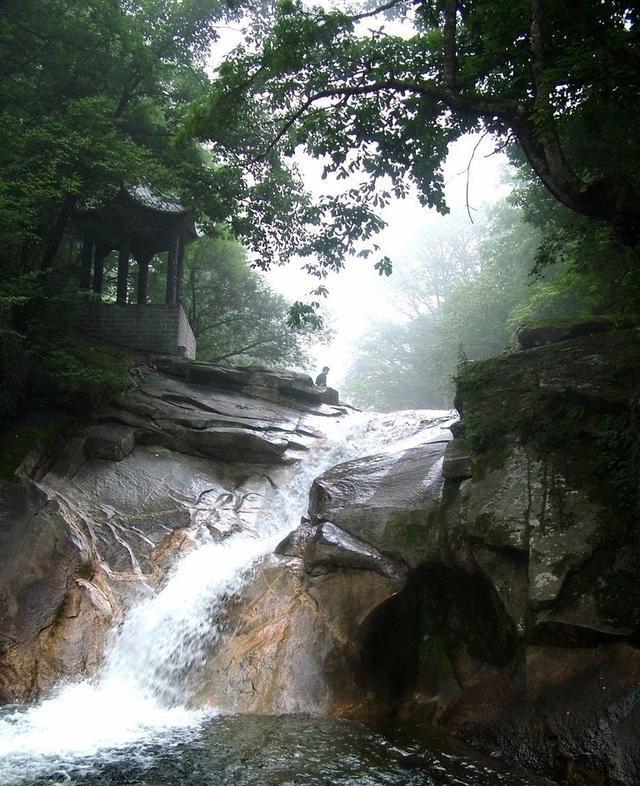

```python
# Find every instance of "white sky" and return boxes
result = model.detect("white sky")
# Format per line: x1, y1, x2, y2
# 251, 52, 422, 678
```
263, 134, 509, 385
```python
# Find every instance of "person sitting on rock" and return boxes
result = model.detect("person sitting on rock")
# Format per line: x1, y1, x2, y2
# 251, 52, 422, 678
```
315, 366, 330, 387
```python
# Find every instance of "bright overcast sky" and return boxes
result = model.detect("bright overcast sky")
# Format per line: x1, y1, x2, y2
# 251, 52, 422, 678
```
263, 135, 509, 385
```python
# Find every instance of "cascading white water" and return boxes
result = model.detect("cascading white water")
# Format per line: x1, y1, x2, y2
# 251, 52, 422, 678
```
0, 409, 452, 783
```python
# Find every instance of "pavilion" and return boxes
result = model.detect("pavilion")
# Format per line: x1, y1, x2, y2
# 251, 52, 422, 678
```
74, 186, 197, 358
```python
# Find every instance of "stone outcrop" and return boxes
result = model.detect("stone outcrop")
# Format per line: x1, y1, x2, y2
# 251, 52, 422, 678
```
428, 327, 640, 785
3, 328, 640, 785
194, 328, 640, 786
190, 422, 454, 717
515, 316, 637, 350
0, 361, 346, 702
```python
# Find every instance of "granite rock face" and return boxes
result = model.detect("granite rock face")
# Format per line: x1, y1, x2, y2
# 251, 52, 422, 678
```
414, 329, 640, 785
3, 331, 640, 785
190, 423, 453, 718
189, 329, 640, 786
0, 361, 347, 702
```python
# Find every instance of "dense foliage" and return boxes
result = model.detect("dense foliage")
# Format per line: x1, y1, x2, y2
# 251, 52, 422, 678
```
182, 237, 322, 367
0, 0, 318, 420
1, 0, 640, 417
191, 0, 640, 268
0, 273, 136, 419
0, 0, 316, 273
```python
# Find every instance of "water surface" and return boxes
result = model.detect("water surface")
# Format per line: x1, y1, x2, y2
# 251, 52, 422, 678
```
0, 713, 552, 786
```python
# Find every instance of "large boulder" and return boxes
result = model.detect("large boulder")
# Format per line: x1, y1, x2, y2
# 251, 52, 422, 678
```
515, 315, 637, 350
0, 480, 107, 701
192, 429, 452, 718
0, 362, 345, 700
84, 424, 135, 461
191, 329, 640, 785
307, 439, 448, 567
151, 356, 341, 408
427, 328, 640, 784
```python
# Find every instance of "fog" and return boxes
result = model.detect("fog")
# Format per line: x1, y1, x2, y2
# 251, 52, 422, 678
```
264, 133, 510, 387
207, 10, 511, 392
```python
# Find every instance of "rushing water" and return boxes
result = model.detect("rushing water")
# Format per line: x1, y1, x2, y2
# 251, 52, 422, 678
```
0, 410, 548, 786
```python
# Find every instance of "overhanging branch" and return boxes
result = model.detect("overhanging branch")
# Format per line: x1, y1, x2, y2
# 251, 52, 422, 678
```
348, 0, 409, 23
250, 79, 516, 163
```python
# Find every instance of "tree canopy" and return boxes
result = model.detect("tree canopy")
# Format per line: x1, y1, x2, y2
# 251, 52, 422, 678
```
182, 236, 322, 367
1, 0, 639, 417
189, 0, 640, 271
0, 0, 311, 274
0, 1, 324, 417
343, 199, 605, 410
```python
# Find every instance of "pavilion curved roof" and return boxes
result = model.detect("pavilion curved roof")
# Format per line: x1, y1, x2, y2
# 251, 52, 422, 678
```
127, 185, 190, 215
74, 185, 198, 256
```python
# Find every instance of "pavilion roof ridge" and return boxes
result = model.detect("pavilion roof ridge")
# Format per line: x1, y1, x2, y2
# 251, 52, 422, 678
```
126, 184, 189, 215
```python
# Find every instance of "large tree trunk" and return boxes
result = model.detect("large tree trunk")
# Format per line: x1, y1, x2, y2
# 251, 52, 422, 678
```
39, 197, 75, 270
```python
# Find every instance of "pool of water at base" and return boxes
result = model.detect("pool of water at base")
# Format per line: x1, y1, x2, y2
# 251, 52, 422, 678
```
0, 713, 554, 786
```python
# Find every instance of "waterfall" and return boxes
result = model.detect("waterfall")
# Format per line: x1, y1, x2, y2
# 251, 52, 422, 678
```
0, 409, 451, 783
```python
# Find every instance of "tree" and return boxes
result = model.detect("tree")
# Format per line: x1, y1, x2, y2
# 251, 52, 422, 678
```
0, 0, 309, 276
389, 210, 482, 318
344, 315, 452, 409
181, 236, 323, 367
0, 1, 324, 418
189, 0, 640, 270
342, 199, 603, 410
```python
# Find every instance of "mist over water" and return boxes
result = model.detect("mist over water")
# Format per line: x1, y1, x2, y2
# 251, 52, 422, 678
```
0, 410, 465, 786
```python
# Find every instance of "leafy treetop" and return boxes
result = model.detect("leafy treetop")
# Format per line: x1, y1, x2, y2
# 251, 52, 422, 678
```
188, 0, 640, 270
0, 0, 305, 275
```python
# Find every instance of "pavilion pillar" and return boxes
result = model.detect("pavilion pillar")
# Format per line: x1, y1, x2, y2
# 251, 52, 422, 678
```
79, 236, 94, 289
136, 252, 151, 305
93, 241, 109, 297
165, 234, 178, 305
175, 233, 186, 305
117, 240, 130, 304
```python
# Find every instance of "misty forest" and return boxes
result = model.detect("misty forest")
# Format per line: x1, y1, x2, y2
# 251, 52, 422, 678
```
1, 2, 639, 785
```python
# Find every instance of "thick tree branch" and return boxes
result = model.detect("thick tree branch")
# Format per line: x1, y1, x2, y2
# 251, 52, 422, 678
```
193, 314, 246, 337
520, 1, 585, 213
530, 0, 547, 104
235, 2, 639, 242
348, 0, 408, 23
250, 79, 516, 163
443, 0, 457, 90
209, 333, 285, 362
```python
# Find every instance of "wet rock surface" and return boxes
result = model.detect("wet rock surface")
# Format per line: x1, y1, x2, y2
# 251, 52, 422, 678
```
0, 361, 346, 702
194, 330, 640, 786
2, 332, 640, 785
193, 421, 453, 718
428, 329, 640, 785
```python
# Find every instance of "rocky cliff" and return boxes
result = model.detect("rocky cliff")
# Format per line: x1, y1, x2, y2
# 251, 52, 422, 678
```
199, 327, 640, 786
2, 330, 639, 786
0, 359, 345, 702
432, 327, 640, 785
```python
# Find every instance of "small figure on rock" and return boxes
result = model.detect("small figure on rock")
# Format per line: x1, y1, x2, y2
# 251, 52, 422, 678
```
315, 366, 330, 387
